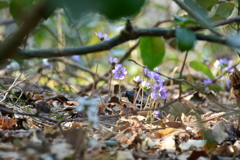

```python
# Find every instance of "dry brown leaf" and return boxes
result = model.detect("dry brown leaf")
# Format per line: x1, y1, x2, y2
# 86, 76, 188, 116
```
212, 145, 233, 157
155, 128, 182, 138
162, 122, 183, 128
0, 116, 18, 130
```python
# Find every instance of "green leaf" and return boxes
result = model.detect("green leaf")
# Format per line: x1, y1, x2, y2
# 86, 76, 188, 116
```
0, 0, 9, 10
215, 2, 234, 19
173, 14, 198, 27
189, 61, 215, 79
62, 0, 145, 21
197, 0, 218, 11
10, 0, 33, 25
208, 84, 223, 93
98, 0, 146, 20
140, 37, 165, 70
176, 27, 196, 51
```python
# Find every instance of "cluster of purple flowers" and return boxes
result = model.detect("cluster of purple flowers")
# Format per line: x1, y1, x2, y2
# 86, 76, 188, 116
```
112, 64, 127, 80
214, 58, 233, 72
144, 68, 168, 99
110, 57, 127, 80
151, 83, 168, 100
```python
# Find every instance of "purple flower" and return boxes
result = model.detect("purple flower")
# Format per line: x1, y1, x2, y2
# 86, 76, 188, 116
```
95, 31, 110, 41
226, 79, 231, 88
203, 79, 213, 85
150, 72, 164, 83
154, 110, 161, 118
72, 55, 80, 61
151, 83, 168, 100
140, 81, 150, 91
109, 56, 118, 65
112, 64, 127, 80
144, 68, 152, 77
43, 59, 51, 68
133, 76, 143, 84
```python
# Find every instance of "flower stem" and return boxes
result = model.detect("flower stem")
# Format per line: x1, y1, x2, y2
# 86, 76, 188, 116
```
90, 52, 100, 99
108, 69, 113, 101
133, 87, 141, 105
140, 90, 144, 110
118, 80, 121, 97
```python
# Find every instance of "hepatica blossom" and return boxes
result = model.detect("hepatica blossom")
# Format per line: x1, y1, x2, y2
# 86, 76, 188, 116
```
154, 110, 161, 118
140, 81, 150, 91
144, 68, 164, 83
109, 56, 118, 66
133, 76, 143, 84
95, 31, 111, 41
43, 59, 51, 68
150, 72, 164, 83
151, 83, 168, 100
144, 68, 152, 77
203, 79, 213, 85
112, 64, 127, 80
72, 55, 80, 62
214, 58, 233, 72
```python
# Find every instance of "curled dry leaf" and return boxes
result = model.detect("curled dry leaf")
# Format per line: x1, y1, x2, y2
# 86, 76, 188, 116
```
0, 116, 18, 130
230, 67, 240, 99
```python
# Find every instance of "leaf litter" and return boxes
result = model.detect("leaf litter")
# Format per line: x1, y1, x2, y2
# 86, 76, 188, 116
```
1, 66, 240, 160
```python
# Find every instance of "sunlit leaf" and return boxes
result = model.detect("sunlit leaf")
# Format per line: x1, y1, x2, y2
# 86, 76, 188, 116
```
176, 27, 196, 51
215, 2, 234, 19
140, 37, 165, 70
189, 61, 215, 79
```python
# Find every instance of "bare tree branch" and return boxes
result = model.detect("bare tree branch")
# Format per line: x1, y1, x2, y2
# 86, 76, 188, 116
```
0, 0, 57, 61
17, 25, 240, 59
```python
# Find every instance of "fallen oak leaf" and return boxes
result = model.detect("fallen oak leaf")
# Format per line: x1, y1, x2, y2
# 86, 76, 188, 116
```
0, 116, 18, 130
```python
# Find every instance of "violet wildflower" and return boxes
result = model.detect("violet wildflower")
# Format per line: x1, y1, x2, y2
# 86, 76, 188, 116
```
112, 64, 127, 80
151, 83, 168, 100
226, 79, 231, 88
95, 31, 110, 41
219, 58, 231, 68
154, 110, 161, 118
72, 55, 80, 62
109, 56, 118, 66
144, 68, 152, 77
43, 59, 51, 68
140, 81, 150, 91
150, 72, 164, 83
133, 76, 143, 84
203, 79, 213, 85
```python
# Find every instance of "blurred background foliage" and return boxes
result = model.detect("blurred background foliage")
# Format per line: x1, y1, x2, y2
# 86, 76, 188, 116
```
0, 0, 239, 93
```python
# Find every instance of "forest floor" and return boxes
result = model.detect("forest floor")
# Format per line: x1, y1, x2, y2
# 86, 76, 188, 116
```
0, 69, 240, 160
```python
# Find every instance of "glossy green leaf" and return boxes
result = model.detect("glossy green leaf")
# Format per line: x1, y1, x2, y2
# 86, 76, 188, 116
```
189, 61, 215, 79
215, 2, 234, 19
140, 37, 165, 70
176, 27, 196, 51
0, 0, 9, 10
10, 0, 33, 25
197, 0, 218, 11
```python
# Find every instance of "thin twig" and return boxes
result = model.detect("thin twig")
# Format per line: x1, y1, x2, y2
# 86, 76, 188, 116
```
179, 50, 189, 99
